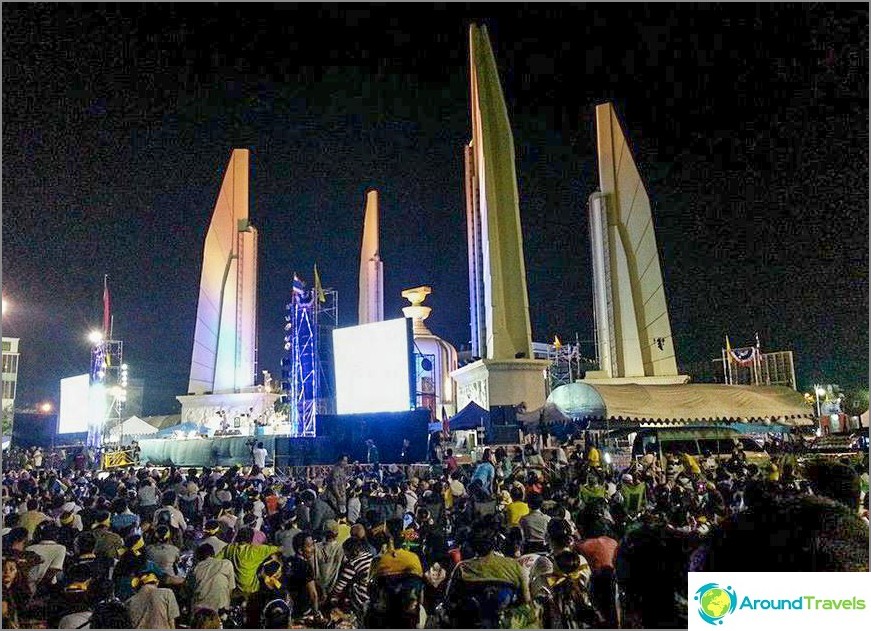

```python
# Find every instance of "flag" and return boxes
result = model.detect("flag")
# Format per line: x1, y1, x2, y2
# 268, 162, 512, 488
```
292, 273, 305, 296
102, 275, 110, 337
725, 335, 732, 362
441, 406, 450, 434
313, 264, 326, 303
553, 335, 562, 350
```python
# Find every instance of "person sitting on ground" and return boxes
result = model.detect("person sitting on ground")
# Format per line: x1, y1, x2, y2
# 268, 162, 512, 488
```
505, 485, 530, 529
25, 521, 67, 595
188, 542, 236, 615
145, 525, 182, 580
519, 492, 550, 554
62, 531, 114, 601
125, 569, 181, 629
90, 510, 124, 560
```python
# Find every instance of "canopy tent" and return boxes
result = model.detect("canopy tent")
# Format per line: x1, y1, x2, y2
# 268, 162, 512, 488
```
449, 401, 490, 431
547, 382, 813, 427
107, 415, 159, 443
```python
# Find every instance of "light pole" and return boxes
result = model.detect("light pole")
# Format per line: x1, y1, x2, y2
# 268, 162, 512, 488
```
813, 385, 826, 418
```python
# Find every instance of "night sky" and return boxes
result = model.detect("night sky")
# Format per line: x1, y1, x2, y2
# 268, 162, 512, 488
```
2, 4, 868, 416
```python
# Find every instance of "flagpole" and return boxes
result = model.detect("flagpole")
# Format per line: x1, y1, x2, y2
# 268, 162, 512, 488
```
721, 347, 728, 385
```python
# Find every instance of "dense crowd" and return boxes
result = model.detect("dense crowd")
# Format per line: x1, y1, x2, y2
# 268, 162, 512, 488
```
2, 436, 868, 629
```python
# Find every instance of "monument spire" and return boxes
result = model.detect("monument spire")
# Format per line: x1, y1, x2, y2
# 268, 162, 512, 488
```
465, 23, 534, 361
586, 103, 686, 383
358, 189, 384, 325
188, 148, 258, 395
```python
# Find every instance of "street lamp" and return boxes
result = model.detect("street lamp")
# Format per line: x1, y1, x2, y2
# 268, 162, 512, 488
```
813, 385, 826, 418
88, 330, 104, 345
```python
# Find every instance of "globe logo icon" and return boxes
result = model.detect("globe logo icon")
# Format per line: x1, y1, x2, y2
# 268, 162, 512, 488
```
694, 583, 737, 625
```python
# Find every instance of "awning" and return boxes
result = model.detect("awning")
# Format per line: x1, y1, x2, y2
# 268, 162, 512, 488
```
548, 383, 812, 426
449, 401, 489, 431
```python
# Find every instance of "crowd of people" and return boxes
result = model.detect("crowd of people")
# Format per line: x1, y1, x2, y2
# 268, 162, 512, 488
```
1, 434, 868, 629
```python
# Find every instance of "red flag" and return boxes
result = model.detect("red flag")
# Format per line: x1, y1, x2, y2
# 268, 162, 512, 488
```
102, 275, 110, 337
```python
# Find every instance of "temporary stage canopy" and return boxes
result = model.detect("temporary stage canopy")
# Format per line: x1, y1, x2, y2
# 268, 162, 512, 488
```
107, 415, 159, 442
546, 382, 812, 427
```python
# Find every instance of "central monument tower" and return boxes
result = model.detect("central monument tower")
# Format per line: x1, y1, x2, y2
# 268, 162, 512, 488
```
451, 24, 549, 412
177, 149, 279, 432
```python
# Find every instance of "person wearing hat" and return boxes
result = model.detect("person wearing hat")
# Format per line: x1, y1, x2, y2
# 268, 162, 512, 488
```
126, 568, 180, 629
315, 519, 345, 594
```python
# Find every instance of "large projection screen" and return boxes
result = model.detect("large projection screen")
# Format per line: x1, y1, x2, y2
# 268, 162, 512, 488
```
333, 318, 414, 415
58, 374, 91, 434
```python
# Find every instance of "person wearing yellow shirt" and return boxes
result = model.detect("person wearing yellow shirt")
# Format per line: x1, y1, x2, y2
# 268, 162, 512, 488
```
215, 527, 280, 595
504, 486, 530, 528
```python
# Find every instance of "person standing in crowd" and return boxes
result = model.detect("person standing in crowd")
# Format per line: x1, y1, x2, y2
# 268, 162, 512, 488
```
315, 519, 345, 595
325, 455, 350, 515
400, 438, 412, 464
252, 442, 268, 470
366, 439, 381, 467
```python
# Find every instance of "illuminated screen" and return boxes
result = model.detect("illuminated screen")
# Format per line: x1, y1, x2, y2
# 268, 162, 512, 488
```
333, 318, 413, 414
59, 374, 91, 434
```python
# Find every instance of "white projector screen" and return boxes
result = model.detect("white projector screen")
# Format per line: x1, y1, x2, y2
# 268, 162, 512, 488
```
333, 318, 413, 415
59, 374, 91, 434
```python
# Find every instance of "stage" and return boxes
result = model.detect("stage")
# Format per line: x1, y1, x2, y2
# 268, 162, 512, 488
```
137, 409, 432, 467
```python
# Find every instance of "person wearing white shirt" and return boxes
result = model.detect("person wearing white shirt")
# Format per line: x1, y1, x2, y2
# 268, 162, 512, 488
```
252, 442, 268, 469
26, 522, 67, 593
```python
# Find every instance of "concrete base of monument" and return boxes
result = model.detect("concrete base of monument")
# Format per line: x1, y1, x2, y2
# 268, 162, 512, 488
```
581, 370, 691, 386
176, 391, 281, 435
451, 358, 551, 412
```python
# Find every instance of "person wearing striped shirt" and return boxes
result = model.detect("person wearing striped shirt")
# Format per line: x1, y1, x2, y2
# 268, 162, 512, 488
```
328, 536, 374, 621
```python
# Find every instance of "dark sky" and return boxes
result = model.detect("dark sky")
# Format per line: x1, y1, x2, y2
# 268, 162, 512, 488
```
2, 3, 868, 415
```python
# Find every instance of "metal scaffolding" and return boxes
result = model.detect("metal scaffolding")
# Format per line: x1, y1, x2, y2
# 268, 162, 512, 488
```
281, 276, 337, 437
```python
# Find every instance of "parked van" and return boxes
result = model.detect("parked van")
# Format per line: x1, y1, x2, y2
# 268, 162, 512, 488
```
630, 426, 770, 470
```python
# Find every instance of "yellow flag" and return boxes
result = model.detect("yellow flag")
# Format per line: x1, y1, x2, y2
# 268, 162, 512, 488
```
553, 335, 562, 349
725, 336, 732, 362
314, 264, 326, 303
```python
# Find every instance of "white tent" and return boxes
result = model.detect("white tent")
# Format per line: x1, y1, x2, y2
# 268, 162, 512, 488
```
107, 416, 159, 443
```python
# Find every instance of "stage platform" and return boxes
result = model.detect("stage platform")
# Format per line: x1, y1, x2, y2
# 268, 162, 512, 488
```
138, 409, 433, 467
